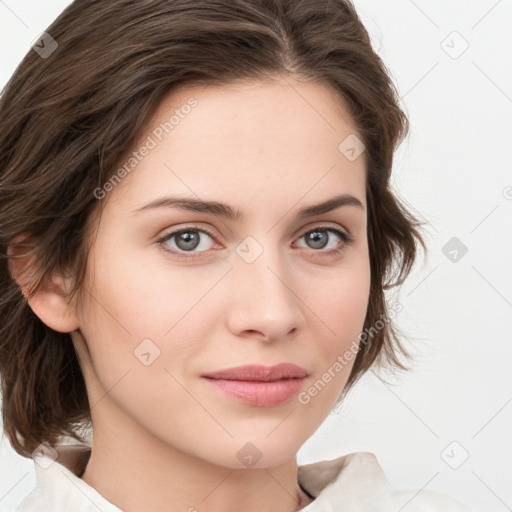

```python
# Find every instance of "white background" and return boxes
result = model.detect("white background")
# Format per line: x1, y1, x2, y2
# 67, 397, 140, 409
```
1, 1, 511, 511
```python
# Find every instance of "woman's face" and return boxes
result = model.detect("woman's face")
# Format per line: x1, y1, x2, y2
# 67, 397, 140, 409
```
73, 76, 370, 469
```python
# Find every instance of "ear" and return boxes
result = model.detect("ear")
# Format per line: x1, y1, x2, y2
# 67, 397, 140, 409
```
7, 234, 80, 333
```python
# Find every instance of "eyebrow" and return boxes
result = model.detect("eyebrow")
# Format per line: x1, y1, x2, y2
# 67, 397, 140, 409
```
131, 193, 365, 221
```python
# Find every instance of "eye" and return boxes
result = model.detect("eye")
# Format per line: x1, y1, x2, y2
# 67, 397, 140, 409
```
156, 223, 354, 260
294, 225, 354, 256
156, 225, 217, 259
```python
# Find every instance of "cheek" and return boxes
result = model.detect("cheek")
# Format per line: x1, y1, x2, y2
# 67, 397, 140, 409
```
77, 240, 229, 384
306, 251, 371, 347
83, 236, 188, 337
76, 258, 198, 432
296, 261, 370, 415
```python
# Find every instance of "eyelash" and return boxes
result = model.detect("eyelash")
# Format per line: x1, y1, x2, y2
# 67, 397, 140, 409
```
156, 223, 355, 261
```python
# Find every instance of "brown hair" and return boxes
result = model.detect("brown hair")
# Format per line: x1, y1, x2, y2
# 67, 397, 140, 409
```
0, 0, 426, 457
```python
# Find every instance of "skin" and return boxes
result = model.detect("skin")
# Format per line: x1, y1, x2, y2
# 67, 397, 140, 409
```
11, 75, 370, 512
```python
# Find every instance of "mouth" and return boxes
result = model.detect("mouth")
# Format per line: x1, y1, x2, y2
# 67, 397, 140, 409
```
202, 363, 309, 382
201, 364, 308, 407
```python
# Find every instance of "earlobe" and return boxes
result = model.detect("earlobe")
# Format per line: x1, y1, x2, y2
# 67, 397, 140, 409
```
7, 234, 80, 333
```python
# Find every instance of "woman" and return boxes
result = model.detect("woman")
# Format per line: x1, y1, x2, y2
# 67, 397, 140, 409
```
0, 0, 477, 510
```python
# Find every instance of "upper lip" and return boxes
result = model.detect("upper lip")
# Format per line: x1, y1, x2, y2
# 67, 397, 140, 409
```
202, 363, 308, 381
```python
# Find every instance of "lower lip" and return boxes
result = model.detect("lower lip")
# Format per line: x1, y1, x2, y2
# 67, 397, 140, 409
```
202, 377, 306, 407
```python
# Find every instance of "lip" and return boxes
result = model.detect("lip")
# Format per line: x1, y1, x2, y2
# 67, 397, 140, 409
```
201, 364, 308, 407
202, 363, 308, 381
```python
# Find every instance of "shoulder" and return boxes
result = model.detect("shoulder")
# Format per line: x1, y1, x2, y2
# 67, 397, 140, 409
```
298, 452, 477, 511
15, 441, 120, 512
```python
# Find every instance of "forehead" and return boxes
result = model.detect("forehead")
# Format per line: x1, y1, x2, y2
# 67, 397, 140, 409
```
103, 76, 366, 217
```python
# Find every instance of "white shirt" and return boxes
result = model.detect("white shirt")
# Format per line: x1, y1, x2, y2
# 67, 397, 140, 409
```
15, 442, 477, 511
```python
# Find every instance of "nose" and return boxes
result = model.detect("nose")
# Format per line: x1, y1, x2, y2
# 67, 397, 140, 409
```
225, 241, 305, 343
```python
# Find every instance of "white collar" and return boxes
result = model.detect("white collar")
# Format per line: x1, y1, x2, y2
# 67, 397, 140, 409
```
17, 442, 474, 511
